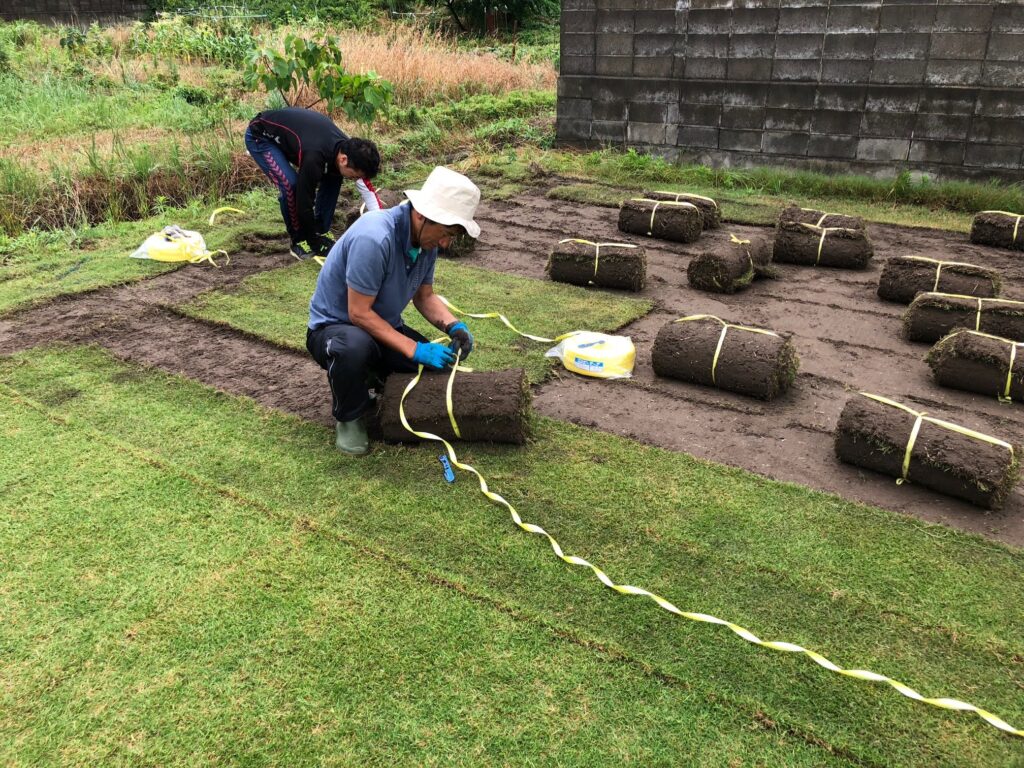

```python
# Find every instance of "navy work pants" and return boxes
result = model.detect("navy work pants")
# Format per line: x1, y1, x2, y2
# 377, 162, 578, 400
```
306, 322, 429, 422
244, 125, 342, 243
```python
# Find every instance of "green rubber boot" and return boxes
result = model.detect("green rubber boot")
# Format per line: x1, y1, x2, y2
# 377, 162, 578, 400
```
335, 418, 369, 456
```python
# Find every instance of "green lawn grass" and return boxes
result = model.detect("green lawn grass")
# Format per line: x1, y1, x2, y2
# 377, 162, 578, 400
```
180, 259, 653, 383
0, 190, 281, 316
1, 366, 844, 766
2, 346, 1023, 765
462, 149, 1006, 233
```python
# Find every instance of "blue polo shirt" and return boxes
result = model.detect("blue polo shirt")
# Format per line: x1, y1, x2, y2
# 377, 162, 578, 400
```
308, 202, 437, 330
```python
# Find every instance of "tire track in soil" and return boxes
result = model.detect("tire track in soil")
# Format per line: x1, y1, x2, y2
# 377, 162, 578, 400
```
464, 193, 1024, 546
4, 197, 1024, 545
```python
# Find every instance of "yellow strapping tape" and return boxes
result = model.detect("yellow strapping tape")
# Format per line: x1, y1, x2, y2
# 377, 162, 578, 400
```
652, 190, 719, 210
797, 207, 840, 227
859, 392, 1014, 486
729, 234, 755, 280
920, 292, 1024, 333
558, 238, 639, 278
437, 295, 579, 344
647, 201, 661, 235
948, 330, 1024, 402
1008, 345, 1018, 403
899, 256, 987, 292
387, 366, 1024, 739
631, 198, 700, 237
797, 223, 860, 265
207, 206, 245, 226
674, 314, 778, 384
980, 210, 1023, 243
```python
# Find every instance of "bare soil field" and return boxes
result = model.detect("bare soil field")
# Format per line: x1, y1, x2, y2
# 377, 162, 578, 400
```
469, 193, 1024, 546
4, 191, 1024, 546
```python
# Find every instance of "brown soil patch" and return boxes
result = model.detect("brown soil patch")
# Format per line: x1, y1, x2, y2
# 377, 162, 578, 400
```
0, 236, 332, 427
5, 190, 1024, 547
466, 192, 1024, 546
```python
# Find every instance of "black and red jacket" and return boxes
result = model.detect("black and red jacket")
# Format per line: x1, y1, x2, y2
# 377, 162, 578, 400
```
248, 107, 361, 244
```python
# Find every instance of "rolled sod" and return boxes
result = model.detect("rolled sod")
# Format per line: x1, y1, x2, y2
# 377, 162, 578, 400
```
834, 393, 1020, 510
687, 235, 774, 294
641, 191, 721, 229
618, 198, 703, 244
970, 210, 1024, 251
877, 255, 1001, 304
546, 239, 646, 291
651, 316, 798, 400
903, 292, 1024, 343
773, 220, 873, 269
927, 330, 1024, 401
378, 368, 530, 444
778, 204, 865, 230
439, 233, 477, 258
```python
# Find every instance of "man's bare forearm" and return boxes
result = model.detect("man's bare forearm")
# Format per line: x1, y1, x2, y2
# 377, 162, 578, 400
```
414, 291, 457, 333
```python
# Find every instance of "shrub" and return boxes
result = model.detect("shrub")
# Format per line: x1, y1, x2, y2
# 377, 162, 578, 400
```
174, 84, 214, 105
243, 33, 392, 124
0, 20, 41, 49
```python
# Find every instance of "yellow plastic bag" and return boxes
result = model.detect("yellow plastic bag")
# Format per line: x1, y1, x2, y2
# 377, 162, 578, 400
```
130, 225, 226, 266
545, 332, 635, 379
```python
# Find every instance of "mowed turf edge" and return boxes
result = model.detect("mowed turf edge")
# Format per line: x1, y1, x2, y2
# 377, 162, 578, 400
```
1, 371, 858, 767
178, 259, 655, 385
2, 347, 1023, 765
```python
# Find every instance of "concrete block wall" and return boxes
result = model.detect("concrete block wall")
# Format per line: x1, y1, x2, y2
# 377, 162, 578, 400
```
1, 1, 150, 25
557, 1, 1024, 180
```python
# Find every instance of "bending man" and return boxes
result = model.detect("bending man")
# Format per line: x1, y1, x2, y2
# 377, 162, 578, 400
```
307, 166, 480, 455
245, 106, 382, 260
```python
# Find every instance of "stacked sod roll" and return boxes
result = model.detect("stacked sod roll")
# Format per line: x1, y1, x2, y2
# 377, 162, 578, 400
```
439, 234, 477, 258
546, 238, 646, 291
834, 392, 1020, 510
778, 204, 865, 230
903, 292, 1024, 343
379, 368, 531, 444
970, 210, 1024, 251
618, 198, 703, 243
651, 315, 798, 400
687, 235, 775, 294
927, 330, 1024, 401
877, 255, 1001, 304
773, 219, 873, 268
641, 191, 721, 229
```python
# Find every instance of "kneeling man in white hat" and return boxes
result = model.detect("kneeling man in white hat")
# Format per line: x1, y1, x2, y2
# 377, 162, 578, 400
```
306, 166, 481, 455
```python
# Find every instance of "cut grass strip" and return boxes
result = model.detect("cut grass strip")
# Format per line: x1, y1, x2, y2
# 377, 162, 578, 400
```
0, 190, 282, 316
180, 260, 653, 384
1, 367, 852, 766
466, 150, 984, 232
546, 182, 780, 226
2, 347, 1023, 765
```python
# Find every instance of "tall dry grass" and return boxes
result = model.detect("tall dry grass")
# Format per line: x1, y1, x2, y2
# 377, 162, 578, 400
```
273, 24, 556, 105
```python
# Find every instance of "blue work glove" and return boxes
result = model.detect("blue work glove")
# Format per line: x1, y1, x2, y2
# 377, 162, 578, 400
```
445, 320, 474, 360
412, 341, 456, 370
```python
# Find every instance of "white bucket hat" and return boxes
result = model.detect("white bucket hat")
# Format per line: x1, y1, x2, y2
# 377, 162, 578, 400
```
405, 166, 481, 239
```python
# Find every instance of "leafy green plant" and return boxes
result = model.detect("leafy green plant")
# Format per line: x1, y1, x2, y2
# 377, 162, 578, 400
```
127, 14, 256, 66
58, 23, 114, 59
58, 26, 88, 53
243, 34, 393, 124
